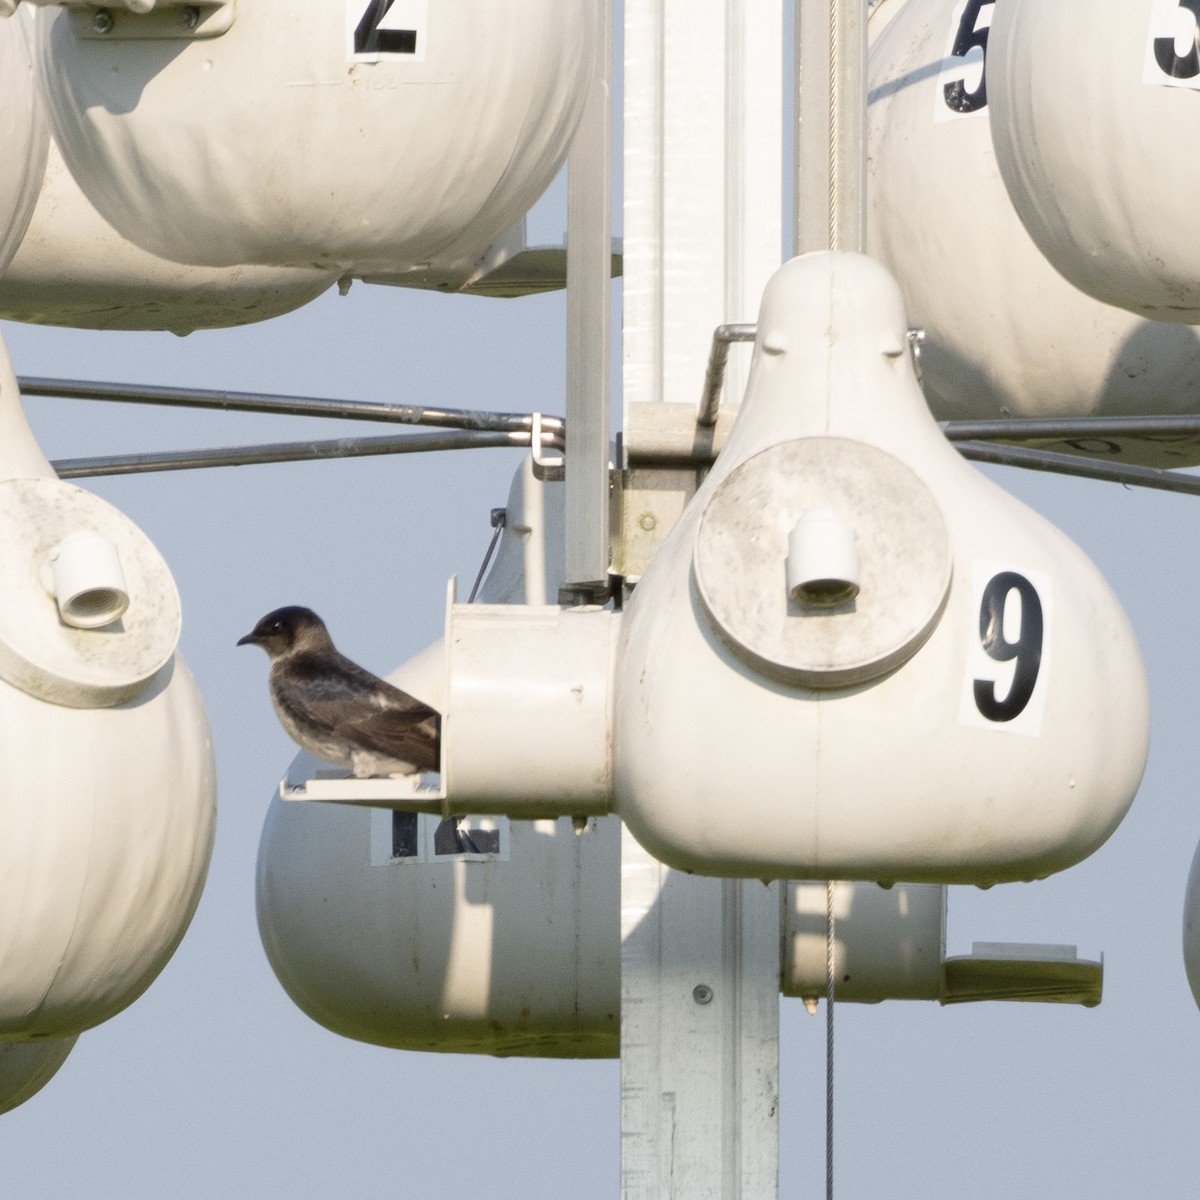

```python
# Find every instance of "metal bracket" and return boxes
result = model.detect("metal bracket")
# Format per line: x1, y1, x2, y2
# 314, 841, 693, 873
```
280, 770, 447, 814
65, 0, 235, 40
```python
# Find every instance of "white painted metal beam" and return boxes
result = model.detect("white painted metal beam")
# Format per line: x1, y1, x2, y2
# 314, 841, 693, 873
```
565, 0, 614, 598
620, 829, 781, 1200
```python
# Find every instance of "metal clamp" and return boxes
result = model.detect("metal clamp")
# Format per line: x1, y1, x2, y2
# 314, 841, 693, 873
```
698, 323, 757, 427
530, 412, 566, 481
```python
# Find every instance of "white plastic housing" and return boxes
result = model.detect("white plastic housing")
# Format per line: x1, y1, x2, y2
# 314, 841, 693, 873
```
0, 657, 215, 1039
786, 882, 945, 1001
988, 0, 1200, 322
258, 787, 619, 1058
0, 1036, 77, 1114
38, 0, 599, 275
0, 335, 216, 1044
614, 252, 1149, 884
444, 604, 617, 818
785, 881, 1101, 1004
0, 138, 338, 333
868, 0, 1200, 449
0, 9, 49, 274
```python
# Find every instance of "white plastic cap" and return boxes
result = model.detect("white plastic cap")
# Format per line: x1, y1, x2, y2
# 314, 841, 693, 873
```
786, 507, 860, 606
0, 478, 180, 707
43, 530, 130, 629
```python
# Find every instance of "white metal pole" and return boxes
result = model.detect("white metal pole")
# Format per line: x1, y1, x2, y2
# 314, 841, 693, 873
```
620, 0, 784, 1195
620, 830, 781, 1199
564, 0, 613, 602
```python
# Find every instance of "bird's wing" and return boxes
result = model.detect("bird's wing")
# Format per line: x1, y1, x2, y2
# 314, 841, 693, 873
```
275, 653, 442, 772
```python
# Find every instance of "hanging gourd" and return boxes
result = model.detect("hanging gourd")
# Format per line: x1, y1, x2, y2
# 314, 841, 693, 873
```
988, 0, 1200, 322
613, 252, 1149, 884
0, 334, 216, 1046
868, 0, 1200, 452
35, 0, 600, 275
0, 9, 48, 273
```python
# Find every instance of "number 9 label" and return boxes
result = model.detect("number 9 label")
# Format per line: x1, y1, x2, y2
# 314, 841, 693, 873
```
960, 561, 1051, 734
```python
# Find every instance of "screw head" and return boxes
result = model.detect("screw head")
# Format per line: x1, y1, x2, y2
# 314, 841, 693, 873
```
692, 984, 713, 1006
92, 8, 114, 32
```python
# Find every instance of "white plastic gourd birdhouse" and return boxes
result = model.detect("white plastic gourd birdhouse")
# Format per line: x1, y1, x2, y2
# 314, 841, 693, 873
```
259, 785, 621, 1058
988, 0, 1200, 323
35, 0, 600, 278
613, 251, 1149, 884
868, 0, 1200, 442
0, 137, 339, 333
0, 9, 48, 274
0, 334, 216, 1048
258, 462, 620, 1057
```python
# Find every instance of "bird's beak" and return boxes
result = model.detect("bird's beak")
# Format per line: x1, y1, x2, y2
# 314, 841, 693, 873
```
236, 631, 258, 647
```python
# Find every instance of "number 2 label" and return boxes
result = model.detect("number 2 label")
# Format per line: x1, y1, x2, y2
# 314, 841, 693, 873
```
348, 0, 428, 62
960, 562, 1051, 735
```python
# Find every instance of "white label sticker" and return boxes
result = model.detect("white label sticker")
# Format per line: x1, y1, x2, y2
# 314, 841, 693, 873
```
934, 0, 995, 122
959, 560, 1052, 736
371, 810, 510, 865
1145, 0, 1200, 88
348, 0, 428, 63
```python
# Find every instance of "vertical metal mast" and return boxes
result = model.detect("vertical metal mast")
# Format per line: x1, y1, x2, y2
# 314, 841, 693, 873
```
619, 1, 784, 1197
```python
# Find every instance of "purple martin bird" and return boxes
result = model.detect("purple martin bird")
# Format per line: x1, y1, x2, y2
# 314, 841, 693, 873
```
238, 606, 440, 778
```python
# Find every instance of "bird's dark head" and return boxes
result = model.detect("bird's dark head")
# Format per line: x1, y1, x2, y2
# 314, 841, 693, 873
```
237, 606, 332, 659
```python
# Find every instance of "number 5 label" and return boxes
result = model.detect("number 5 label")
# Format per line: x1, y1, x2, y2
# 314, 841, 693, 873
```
935, 0, 995, 122
960, 561, 1052, 735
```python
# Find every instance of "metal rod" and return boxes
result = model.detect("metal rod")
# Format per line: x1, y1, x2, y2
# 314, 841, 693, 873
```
467, 509, 508, 604
19, 376, 565, 446
697, 323, 757, 427
942, 415, 1200, 443
51, 429, 529, 480
955, 440, 1200, 497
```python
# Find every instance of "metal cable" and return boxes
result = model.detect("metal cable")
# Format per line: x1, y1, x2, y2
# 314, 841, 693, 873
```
826, 879, 836, 1200
467, 509, 507, 603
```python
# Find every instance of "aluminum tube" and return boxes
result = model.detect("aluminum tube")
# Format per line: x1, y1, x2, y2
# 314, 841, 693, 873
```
52, 430, 528, 479
697, 323, 757, 427
943, 415, 1200, 442
955, 440, 1200, 497
19, 376, 564, 444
